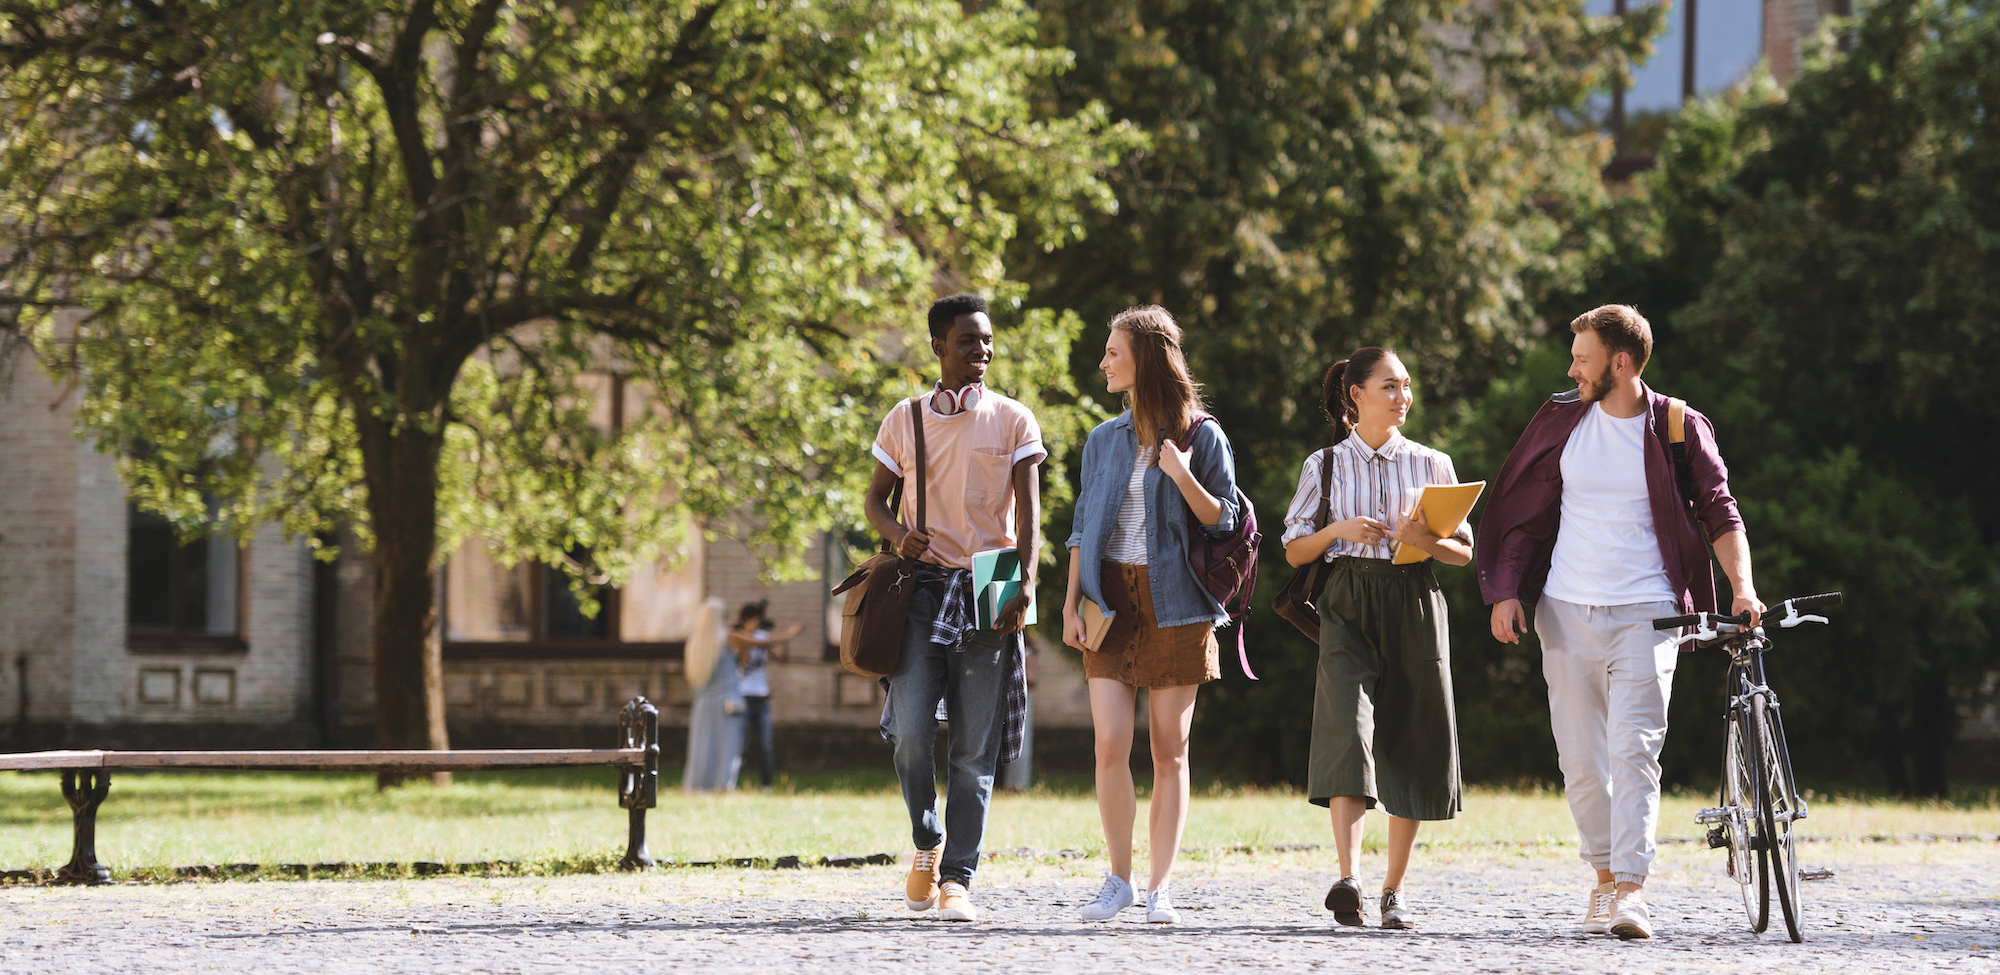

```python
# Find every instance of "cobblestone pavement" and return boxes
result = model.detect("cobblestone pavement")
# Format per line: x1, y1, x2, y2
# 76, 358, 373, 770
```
2, 843, 1993, 973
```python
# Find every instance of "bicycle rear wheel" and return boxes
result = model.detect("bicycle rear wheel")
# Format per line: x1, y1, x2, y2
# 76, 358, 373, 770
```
1726, 706, 1770, 933
1755, 695, 1804, 942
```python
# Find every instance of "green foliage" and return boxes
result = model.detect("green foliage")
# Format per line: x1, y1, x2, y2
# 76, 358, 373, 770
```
1630, 0, 2000, 793
1011, 0, 1658, 783
1454, 0, 2000, 793
0, 0, 1124, 582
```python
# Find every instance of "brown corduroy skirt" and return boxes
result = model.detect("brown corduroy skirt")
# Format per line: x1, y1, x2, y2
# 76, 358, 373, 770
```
1083, 561, 1220, 688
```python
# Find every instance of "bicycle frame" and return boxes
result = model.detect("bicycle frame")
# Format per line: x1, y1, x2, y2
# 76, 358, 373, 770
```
1660, 592, 1837, 944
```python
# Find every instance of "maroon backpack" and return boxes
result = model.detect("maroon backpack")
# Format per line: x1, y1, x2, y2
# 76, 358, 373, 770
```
1183, 414, 1261, 679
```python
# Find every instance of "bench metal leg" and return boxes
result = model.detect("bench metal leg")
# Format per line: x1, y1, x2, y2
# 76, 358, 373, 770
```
56, 769, 111, 885
618, 696, 660, 870
623, 806, 651, 870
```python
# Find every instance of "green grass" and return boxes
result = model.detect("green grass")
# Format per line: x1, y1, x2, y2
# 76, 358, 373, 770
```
3, 769, 1994, 879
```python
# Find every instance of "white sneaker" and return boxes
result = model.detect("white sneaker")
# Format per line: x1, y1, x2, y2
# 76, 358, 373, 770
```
937, 881, 980, 922
1145, 886, 1180, 923
1078, 873, 1136, 921
1582, 881, 1616, 935
1609, 889, 1653, 940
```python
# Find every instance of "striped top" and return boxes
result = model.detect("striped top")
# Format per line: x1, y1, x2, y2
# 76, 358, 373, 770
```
1282, 432, 1471, 562
1104, 445, 1157, 565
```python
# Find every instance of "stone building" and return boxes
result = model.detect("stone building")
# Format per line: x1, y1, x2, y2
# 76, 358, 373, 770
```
0, 361, 1094, 771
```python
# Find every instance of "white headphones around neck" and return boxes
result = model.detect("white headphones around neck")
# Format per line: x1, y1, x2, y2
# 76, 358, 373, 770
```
931, 381, 984, 416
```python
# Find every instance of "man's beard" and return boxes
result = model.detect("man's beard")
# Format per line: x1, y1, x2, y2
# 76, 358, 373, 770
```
1580, 362, 1615, 403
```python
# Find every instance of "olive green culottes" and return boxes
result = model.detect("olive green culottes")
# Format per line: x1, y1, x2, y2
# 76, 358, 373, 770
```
1307, 557, 1462, 821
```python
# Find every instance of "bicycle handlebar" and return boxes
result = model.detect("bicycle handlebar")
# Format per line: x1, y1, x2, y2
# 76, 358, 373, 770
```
1651, 592, 1843, 634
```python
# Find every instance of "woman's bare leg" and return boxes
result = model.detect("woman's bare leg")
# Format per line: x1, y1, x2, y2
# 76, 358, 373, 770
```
1144, 683, 1200, 891
1088, 678, 1139, 881
1384, 816, 1420, 891
1329, 796, 1369, 881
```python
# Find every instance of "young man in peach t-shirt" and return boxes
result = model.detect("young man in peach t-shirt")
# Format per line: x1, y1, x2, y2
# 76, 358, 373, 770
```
864, 294, 1045, 922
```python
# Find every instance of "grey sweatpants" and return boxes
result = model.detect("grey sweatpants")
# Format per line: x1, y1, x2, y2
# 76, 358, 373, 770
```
1535, 596, 1680, 885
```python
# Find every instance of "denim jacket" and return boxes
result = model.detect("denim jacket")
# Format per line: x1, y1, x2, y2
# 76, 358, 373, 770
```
1066, 411, 1241, 628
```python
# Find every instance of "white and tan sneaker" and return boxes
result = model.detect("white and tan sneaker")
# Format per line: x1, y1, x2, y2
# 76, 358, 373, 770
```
937, 880, 979, 921
905, 846, 942, 911
1145, 886, 1180, 923
1582, 881, 1616, 935
1609, 889, 1654, 940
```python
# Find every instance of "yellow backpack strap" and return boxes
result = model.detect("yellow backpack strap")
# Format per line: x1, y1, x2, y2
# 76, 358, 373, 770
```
1668, 397, 1687, 445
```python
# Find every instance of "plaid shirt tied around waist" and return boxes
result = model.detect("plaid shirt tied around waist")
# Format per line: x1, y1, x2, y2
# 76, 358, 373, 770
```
877, 562, 1029, 766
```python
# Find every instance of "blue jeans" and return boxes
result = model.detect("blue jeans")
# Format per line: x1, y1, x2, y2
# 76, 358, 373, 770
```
884, 586, 1010, 887
743, 696, 775, 787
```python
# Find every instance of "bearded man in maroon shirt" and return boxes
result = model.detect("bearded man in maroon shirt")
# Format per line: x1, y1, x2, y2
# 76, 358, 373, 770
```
1477, 304, 1764, 941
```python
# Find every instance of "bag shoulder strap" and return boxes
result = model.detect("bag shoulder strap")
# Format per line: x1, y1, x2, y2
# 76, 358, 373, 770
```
874, 397, 928, 554
1314, 446, 1333, 530
911, 395, 927, 533
1668, 397, 1687, 445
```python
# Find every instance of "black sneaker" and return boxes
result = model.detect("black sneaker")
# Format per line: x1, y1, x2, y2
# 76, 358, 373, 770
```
1324, 876, 1366, 926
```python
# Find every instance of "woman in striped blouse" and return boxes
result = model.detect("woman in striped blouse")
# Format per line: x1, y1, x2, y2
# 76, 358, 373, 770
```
1281, 346, 1472, 931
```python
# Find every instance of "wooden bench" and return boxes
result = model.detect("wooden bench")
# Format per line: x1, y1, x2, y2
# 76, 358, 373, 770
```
0, 697, 661, 885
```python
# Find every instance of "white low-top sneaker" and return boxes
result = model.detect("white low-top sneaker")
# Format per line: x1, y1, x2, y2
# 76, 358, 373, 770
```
1582, 881, 1616, 935
1145, 886, 1180, 923
1078, 873, 1136, 921
1609, 889, 1654, 940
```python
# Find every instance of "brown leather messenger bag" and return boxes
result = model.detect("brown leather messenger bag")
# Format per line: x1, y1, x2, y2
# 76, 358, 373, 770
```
831, 399, 927, 677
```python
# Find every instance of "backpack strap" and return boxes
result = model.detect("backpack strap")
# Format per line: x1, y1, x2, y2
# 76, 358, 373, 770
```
1666, 396, 1696, 516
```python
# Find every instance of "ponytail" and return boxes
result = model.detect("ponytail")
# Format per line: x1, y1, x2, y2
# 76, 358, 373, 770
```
1322, 346, 1395, 446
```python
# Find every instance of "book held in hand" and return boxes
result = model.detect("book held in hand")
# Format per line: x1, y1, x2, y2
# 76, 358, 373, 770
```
972, 547, 1037, 629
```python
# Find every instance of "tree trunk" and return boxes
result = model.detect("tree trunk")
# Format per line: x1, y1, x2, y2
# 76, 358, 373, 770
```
363, 420, 450, 785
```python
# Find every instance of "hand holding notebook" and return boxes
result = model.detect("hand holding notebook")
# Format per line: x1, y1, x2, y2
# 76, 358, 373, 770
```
1391, 481, 1486, 565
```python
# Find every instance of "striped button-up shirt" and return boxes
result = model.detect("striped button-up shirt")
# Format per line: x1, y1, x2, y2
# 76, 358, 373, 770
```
1281, 432, 1471, 562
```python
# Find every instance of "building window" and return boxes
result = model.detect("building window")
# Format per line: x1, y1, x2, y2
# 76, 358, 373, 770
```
443, 541, 701, 658
442, 368, 702, 659
127, 503, 246, 652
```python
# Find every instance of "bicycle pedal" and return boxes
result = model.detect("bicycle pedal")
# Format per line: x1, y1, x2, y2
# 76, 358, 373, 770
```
1695, 807, 1729, 824
1706, 826, 1730, 850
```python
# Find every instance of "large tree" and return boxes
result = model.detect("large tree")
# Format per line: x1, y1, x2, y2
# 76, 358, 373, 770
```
1012, 0, 1657, 782
1591, 0, 2000, 794
0, 0, 1121, 756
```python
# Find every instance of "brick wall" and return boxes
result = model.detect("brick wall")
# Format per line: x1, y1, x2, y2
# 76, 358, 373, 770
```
0, 361, 80, 731
2, 360, 319, 739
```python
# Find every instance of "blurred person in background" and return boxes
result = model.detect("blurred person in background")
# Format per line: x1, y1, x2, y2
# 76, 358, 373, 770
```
729, 599, 802, 791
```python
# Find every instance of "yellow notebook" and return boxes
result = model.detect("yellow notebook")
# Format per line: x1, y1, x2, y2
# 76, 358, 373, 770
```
1391, 481, 1487, 565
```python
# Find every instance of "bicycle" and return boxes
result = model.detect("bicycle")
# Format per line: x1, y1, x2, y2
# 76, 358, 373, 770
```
1652, 592, 1840, 944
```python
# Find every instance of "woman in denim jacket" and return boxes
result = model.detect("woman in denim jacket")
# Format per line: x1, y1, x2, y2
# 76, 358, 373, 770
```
1061, 305, 1240, 924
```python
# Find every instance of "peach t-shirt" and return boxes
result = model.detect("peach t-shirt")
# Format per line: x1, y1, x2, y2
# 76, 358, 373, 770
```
871, 390, 1047, 570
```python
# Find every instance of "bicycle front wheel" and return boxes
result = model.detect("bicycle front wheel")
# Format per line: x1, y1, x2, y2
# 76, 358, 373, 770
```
1726, 705, 1769, 933
1754, 695, 1804, 942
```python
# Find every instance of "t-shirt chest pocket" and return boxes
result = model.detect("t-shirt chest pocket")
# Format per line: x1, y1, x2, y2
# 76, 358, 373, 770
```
966, 448, 1015, 510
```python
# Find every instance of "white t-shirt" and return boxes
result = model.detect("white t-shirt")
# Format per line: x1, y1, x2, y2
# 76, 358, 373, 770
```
1544, 403, 1675, 607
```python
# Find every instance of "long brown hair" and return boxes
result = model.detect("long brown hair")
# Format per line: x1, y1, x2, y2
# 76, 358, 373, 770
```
1110, 305, 1204, 451
1322, 346, 1397, 446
